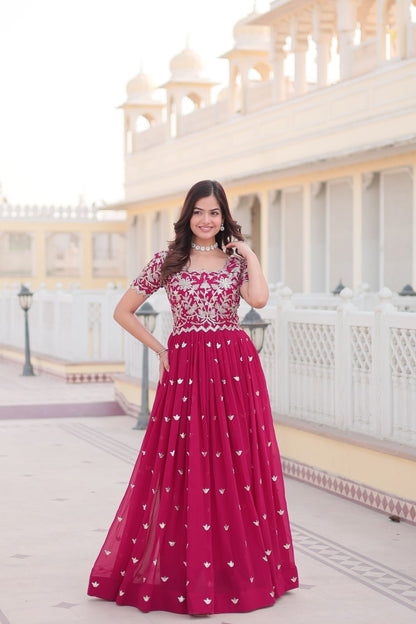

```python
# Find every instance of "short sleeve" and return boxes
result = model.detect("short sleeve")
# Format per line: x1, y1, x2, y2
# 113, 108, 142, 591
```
237, 256, 249, 289
130, 251, 167, 297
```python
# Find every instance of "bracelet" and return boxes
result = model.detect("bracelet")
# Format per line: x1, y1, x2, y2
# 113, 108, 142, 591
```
156, 347, 168, 357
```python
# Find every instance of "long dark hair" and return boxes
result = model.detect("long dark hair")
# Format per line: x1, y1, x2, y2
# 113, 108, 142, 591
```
161, 180, 244, 282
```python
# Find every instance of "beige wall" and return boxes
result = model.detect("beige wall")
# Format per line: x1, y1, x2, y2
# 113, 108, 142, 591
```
0, 219, 128, 290
118, 153, 416, 294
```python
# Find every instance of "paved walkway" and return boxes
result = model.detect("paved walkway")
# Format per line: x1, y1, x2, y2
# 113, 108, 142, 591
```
1, 359, 416, 624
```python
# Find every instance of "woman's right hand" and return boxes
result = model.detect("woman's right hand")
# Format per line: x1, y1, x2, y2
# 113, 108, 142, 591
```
158, 350, 170, 383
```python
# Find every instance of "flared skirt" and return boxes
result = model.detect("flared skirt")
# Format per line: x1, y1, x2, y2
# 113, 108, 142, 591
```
88, 328, 298, 614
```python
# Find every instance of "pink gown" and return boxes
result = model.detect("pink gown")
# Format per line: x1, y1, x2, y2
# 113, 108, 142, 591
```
88, 251, 299, 614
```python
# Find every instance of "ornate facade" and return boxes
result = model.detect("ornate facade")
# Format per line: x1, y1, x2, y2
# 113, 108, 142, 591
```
0, 202, 128, 289
113, 0, 416, 295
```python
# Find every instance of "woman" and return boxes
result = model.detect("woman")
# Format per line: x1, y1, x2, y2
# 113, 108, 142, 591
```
88, 180, 298, 615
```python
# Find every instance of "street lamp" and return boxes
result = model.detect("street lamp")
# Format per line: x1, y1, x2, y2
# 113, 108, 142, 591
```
17, 285, 35, 377
133, 301, 159, 429
332, 280, 346, 295
241, 307, 270, 354
398, 284, 416, 296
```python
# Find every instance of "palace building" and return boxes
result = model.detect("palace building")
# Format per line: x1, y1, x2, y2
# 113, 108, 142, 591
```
0, 201, 127, 290
1, 1, 416, 522
112, 0, 416, 296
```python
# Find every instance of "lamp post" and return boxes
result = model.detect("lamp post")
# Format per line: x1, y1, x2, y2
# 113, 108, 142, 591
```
241, 307, 270, 354
17, 285, 35, 377
133, 301, 159, 429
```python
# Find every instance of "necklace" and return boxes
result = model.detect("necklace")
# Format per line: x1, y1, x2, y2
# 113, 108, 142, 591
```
191, 242, 218, 252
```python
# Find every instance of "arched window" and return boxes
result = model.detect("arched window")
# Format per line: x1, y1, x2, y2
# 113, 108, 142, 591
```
135, 114, 154, 132
182, 92, 202, 115
249, 61, 271, 82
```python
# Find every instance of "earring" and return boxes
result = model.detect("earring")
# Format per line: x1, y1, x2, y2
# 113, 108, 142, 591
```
220, 224, 224, 232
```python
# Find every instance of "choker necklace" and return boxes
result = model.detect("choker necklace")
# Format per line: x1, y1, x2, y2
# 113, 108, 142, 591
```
191, 242, 218, 252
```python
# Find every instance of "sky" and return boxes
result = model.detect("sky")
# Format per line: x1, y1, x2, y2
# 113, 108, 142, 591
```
0, 0, 270, 207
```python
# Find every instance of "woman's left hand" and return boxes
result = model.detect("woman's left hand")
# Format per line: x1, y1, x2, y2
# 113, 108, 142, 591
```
158, 350, 170, 383
226, 240, 269, 308
225, 241, 255, 260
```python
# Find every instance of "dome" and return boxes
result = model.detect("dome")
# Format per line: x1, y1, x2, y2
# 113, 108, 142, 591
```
126, 71, 155, 100
169, 47, 206, 81
232, 12, 270, 49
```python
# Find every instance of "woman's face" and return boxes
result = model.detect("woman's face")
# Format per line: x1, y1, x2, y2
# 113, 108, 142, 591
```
189, 194, 223, 244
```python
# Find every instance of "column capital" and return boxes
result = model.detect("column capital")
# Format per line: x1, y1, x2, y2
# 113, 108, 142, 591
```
291, 29, 309, 52
290, 13, 310, 52
292, 37, 309, 53
270, 24, 288, 59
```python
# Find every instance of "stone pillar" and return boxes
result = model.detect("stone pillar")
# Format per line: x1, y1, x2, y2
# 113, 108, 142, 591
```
291, 16, 309, 95
406, 0, 416, 57
316, 32, 332, 87
167, 96, 174, 138
123, 111, 136, 154
396, 0, 412, 59
270, 26, 287, 102
352, 173, 362, 291
412, 161, 416, 287
376, 0, 387, 62
294, 37, 308, 95
310, 181, 326, 292
240, 59, 250, 115
337, 0, 356, 79
303, 182, 311, 293
123, 114, 130, 154
230, 62, 242, 114
167, 93, 182, 138
175, 93, 183, 137
313, 5, 333, 88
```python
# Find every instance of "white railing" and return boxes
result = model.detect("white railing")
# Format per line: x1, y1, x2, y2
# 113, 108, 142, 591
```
275, 288, 416, 446
352, 38, 378, 77
125, 287, 416, 448
267, 284, 416, 312
0, 203, 125, 221
180, 99, 230, 136
0, 284, 125, 362
2, 283, 415, 447
246, 81, 273, 114
133, 122, 169, 150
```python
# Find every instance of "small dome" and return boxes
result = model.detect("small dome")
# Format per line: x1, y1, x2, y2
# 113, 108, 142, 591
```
126, 71, 155, 100
232, 12, 270, 49
169, 46, 205, 81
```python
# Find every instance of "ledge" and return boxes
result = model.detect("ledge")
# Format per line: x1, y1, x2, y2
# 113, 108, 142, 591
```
274, 411, 416, 462
0, 344, 125, 382
274, 414, 416, 522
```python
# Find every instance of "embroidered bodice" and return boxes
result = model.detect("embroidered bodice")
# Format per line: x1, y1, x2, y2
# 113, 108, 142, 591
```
130, 250, 248, 334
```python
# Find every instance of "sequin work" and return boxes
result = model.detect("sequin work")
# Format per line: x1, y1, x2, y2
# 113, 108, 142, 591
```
88, 250, 299, 615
